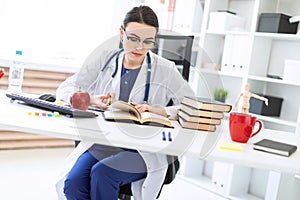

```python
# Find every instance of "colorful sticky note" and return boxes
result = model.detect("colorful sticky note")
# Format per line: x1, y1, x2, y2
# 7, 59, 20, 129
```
218, 142, 244, 152
56, 101, 64, 105
53, 111, 60, 117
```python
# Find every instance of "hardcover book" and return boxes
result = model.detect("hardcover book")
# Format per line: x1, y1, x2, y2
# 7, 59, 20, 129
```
182, 96, 232, 112
180, 104, 224, 119
178, 110, 221, 125
253, 139, 297, 157
178, 117, 216, 132
103, 100, 174, 128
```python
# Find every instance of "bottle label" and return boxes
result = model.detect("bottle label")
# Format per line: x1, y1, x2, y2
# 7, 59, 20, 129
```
8, 61, 24, 94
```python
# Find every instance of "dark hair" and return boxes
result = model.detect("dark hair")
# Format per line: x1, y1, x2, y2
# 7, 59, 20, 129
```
123, 5, 159, 32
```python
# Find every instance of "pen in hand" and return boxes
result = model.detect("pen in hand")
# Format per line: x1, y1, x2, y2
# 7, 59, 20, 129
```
107, 95, 112, 106
91, 92, 114, 110
106, 92, 115, 106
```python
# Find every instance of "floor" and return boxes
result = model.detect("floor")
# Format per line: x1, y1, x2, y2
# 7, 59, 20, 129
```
0, 147, 226, 200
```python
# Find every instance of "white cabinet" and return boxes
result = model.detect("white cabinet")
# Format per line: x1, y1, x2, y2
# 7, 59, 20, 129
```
196, 0, 300, 134
179, 156, 300, 200
179, 0, 300, 199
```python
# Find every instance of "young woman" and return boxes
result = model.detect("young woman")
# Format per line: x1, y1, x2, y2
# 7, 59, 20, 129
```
56, 5, 194, 200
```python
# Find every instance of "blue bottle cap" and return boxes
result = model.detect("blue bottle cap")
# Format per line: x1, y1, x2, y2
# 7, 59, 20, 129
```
16, 50, 22, 55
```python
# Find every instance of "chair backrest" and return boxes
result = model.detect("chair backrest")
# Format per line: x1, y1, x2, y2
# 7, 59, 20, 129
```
151, 34, 194, 81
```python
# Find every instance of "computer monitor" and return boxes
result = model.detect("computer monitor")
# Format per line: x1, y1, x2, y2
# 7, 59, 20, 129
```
152, 34, 194, 81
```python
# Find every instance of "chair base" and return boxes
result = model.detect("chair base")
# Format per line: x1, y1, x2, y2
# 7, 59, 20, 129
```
118, 194, 131, 200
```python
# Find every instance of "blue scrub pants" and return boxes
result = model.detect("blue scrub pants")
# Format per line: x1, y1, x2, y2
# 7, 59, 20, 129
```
64, 144, 147, 200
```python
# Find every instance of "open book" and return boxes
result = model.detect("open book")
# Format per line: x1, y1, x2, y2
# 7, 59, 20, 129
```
103, 100, 174, 128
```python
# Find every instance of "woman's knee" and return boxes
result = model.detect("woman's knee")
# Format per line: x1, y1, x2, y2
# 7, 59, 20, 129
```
64, 175, 77, 194
64, 173, 90, 198
91, 162, 113, 178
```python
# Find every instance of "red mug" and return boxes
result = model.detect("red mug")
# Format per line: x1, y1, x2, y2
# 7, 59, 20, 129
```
229, 112, 262, 143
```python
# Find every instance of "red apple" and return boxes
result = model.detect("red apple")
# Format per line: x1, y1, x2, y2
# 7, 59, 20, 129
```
0, 68, 5, 79
70, 90, 90, 110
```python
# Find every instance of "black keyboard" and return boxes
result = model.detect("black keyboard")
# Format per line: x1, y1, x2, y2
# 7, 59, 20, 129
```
6, 93, 98, 118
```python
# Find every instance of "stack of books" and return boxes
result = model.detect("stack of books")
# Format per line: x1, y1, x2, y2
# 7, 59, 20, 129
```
178, 96, 232, 132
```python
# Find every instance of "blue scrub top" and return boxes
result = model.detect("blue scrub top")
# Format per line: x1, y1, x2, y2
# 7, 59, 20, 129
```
119, 64, 141, 102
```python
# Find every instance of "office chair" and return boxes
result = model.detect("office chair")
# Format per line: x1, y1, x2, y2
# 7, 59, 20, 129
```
118, 155, 180, 200
151, 34, 194, 81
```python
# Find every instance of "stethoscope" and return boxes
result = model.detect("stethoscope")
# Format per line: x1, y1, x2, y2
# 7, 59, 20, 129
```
94, 48, 152, 103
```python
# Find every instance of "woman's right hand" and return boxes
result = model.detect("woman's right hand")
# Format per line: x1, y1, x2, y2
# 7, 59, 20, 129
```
91, 92, 115, 110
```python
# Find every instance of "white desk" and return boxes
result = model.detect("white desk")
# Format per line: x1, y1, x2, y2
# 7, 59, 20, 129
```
1, 91, 300, 175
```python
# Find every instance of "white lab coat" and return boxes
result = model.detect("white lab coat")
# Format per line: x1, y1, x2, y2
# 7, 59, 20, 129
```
56, 49, 195, 199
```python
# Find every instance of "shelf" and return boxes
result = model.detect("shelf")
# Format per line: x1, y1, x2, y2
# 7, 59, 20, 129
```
205, 31, 300, 42
199, 68, 244, 78
248, 75, 300, 86
178, 175, 226, 198
179, 175, 263, 200
250, 113, 297, 128
229, 110, 297, 129
247, 75, 300, 87
228, 194, 262, 200
190, 32, 201, 37
178, 175, 212, 189
205, 30, 251, 36
254, 32, 300, 41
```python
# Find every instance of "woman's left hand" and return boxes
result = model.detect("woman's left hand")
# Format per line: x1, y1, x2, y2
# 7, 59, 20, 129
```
130, 102, 168, 117
130, 102, 151, 113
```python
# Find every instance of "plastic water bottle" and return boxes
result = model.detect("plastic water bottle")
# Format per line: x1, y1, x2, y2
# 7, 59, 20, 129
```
8, 50, 25, 94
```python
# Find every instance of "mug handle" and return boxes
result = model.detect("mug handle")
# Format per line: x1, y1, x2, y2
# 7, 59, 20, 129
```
251, 120, 263, 138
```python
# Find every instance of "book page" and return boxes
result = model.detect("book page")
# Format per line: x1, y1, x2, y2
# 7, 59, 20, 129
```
110, 101, 141, 120
103, 110, 139, 122
140, 112, 173, 128
104, 101, 174, 128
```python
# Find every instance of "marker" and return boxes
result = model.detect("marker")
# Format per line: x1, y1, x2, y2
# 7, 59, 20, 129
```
168, 132, 172, 142
162, 131, 166, 141
53, 111, 60, 117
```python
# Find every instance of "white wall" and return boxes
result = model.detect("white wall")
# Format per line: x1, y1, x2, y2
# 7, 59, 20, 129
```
0, 0, 200, 68
0, 0, 115, 65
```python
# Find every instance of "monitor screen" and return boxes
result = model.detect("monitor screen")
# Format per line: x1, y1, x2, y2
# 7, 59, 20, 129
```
152, 38, 188, 65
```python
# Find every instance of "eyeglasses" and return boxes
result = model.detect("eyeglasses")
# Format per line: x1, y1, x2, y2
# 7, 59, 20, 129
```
123, 28, 156, 49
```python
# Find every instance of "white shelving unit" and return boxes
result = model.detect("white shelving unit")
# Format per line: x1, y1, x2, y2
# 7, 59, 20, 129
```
196, 0, 300, 135
179, 0, 300, 199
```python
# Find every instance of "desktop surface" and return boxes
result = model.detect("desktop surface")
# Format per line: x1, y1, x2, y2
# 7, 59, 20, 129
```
0, 90, 300, 174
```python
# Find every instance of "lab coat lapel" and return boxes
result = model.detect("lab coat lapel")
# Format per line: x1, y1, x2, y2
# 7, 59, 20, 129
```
110, 51, 124, 101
